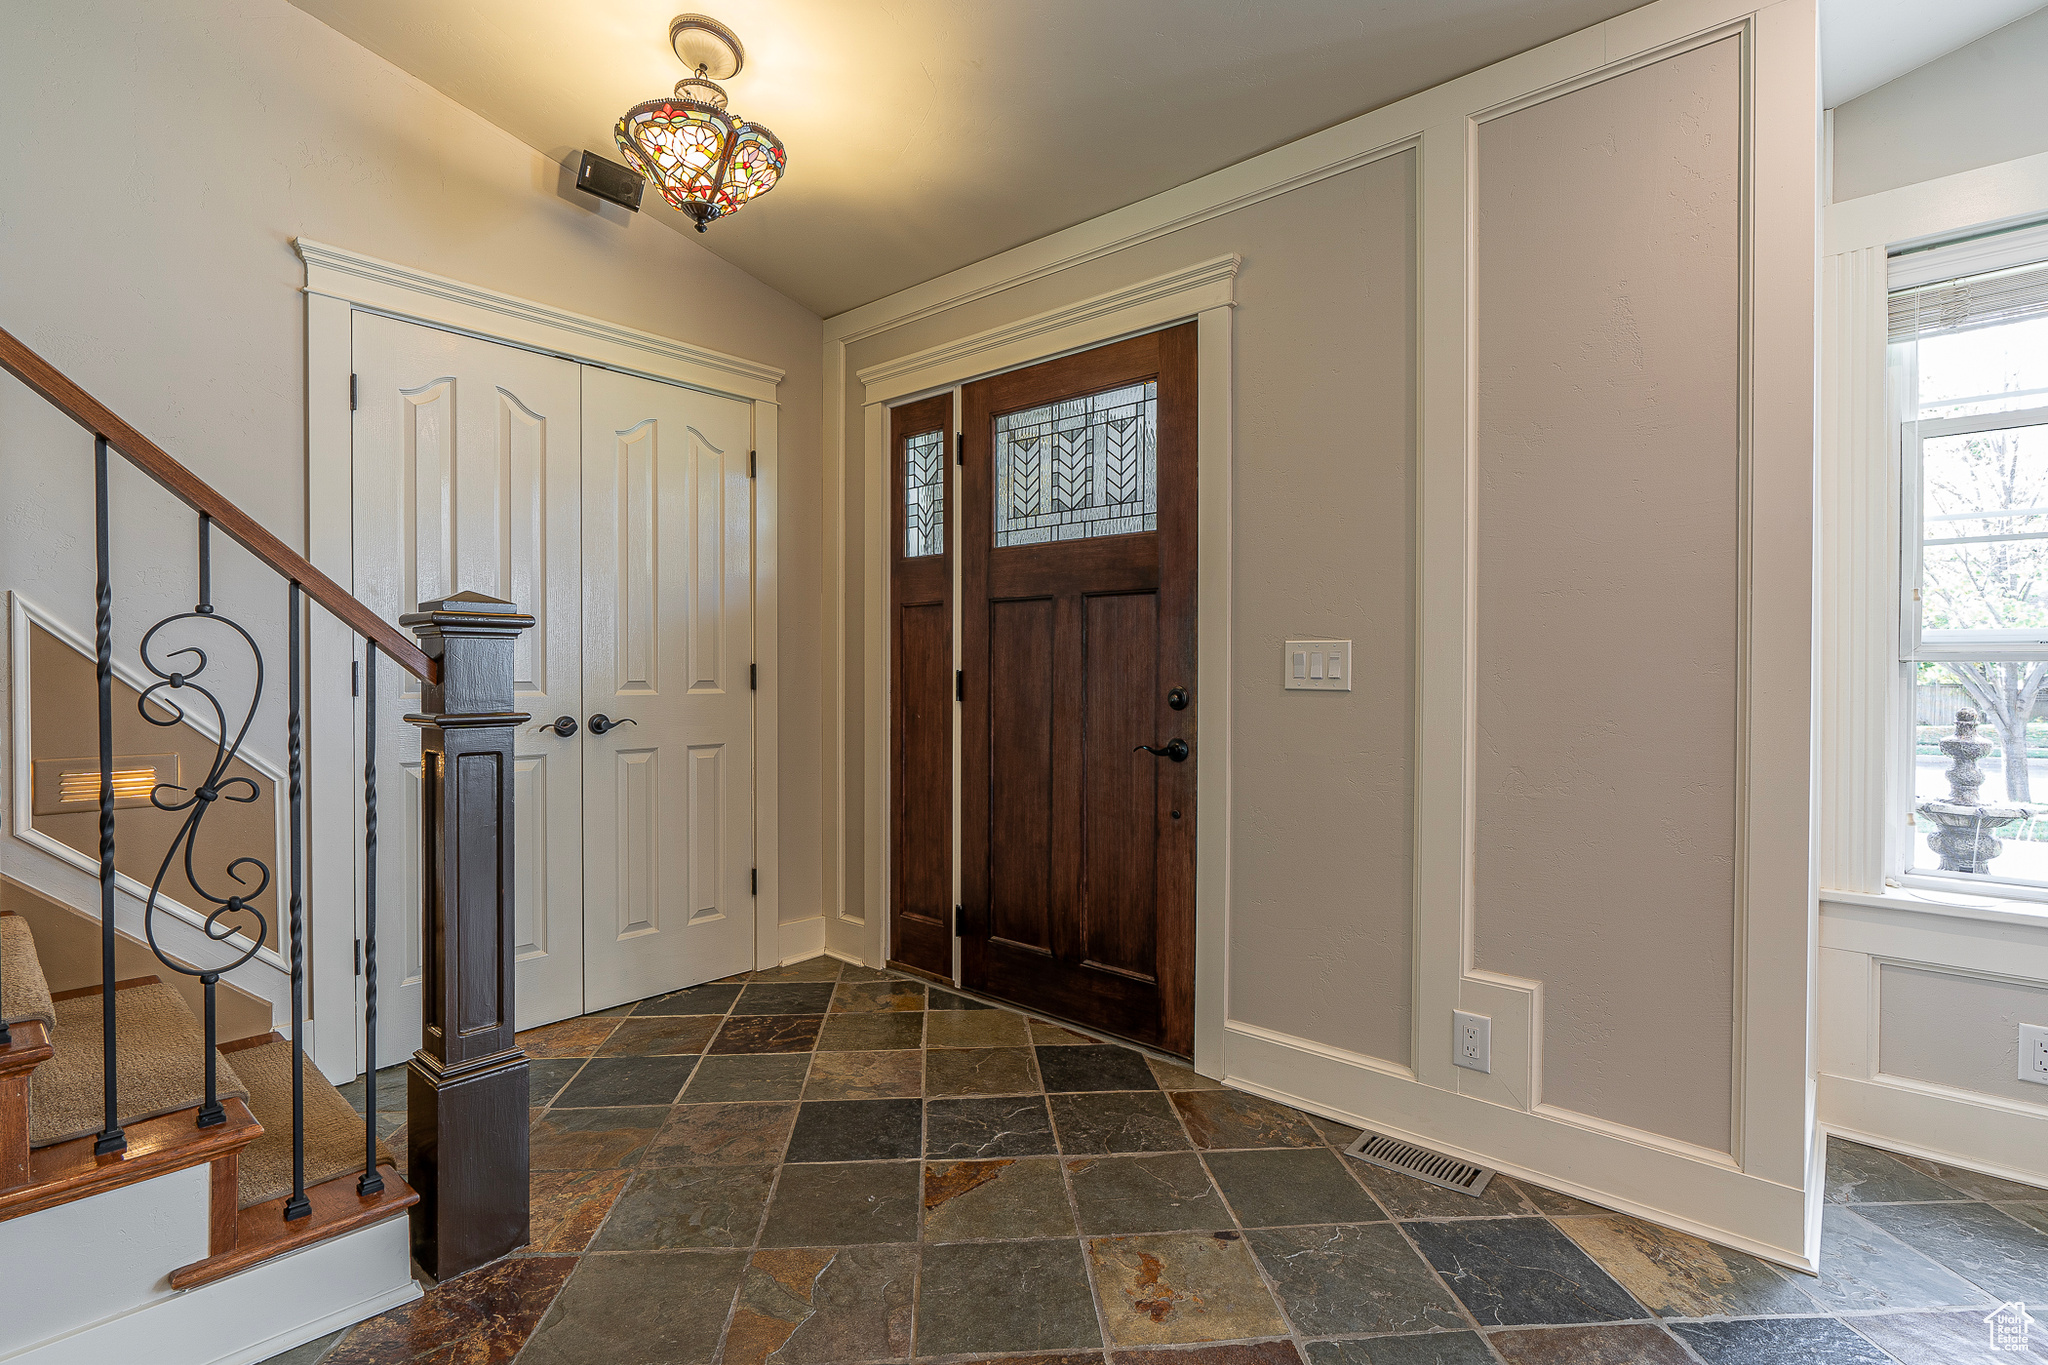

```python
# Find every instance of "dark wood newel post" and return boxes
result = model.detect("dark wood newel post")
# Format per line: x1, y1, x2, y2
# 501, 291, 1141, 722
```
401, 590, 535, 1279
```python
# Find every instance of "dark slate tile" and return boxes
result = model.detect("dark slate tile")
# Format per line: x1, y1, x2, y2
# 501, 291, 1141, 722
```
734, 983, 839, 1016
1032, 1019, 1100, 1046
682, 1052, 811, 1102
1849, 1306, 2048, 1364
1345, 1159, 1535, 1220
924, 1157, 1077, 1241
748, 959, 844, 983
925, 1047, 1041, 1097
1067, 1154, 1230, 1235
1306, 1334, 1495, 1365
830, 979, 927, 1013
1087, 1231, 1288, 1347
551, 1055, 695, 1108
588, 1165, 777, 1250
1205, 1147, 1382, 1227
525, 1058, 588, 1107
722, 1244, 917, 1365
527, 1169, 631, 1253
1512, 1181, 1609, 1216
1486, 1324, 1694, 1364
1109, 1346, 1303, 1365
708, 1013, 824, 1054
644, 1102, 798, 1166
803, 1049, 923, 1100
632, 982, 743, 1015
1247, 1224, 1464, 1336
1035, 1044, 1160, 1093
517, 1250, 746, 1365
1856, 1200, 2048, 1305
786, 1098, 923, 1162
759, 1160, 922, 1247
1404, 1217, 1643, 1326
1307, 1113, 1365, 1148
928, 988, 995, 1010
321, 1254, 576, 1365
834, 964, 899, 983
594, 1014, 721, 1056
816, 1011, 924, 1051
588, 1001, 639, 1017
264, 1329, 344, 1364
1825, 1137, 1968, 1204
336, 1062, 409, 1116
1671, 1317, 1893, 1365
1792, 1204, 1992, 1312
1169, 1089, 1322, 1150
926, 1096, 1059, 1158
927, 1010, 1034, 1047
2002, 1202, 2048, 1236
917, 1240, 1102, 1355
1146, 1057, 1226, 1091
1050, 1090, 1192, 1154
1893, 1154, 2048, 1202
529, 1106, 668, 1170
1554, 1212, 1814, 1318
517, 1017, 620, 1058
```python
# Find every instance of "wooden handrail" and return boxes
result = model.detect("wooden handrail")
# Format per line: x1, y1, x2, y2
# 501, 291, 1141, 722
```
0, 325, 435, 683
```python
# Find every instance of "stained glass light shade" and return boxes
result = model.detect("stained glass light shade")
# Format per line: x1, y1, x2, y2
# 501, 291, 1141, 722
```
615, 95, 786, 232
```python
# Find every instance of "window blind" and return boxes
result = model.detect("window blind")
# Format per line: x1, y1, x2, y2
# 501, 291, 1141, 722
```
1890, 258, 2048, 342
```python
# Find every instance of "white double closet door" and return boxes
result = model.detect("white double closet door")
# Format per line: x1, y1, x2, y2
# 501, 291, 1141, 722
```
352, 313, 755, 1059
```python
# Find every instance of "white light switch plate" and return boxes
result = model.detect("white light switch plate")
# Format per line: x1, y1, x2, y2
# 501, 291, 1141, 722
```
1284, 639, 1352, 691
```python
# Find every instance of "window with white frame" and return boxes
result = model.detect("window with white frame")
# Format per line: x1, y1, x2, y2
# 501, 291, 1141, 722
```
1896, 246, 2048, 889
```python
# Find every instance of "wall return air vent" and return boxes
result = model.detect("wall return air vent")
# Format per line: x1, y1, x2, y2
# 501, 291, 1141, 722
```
1343, 1129, 1495, 1198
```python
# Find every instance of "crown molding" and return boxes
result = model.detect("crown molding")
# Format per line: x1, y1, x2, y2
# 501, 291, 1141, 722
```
294, 238, 784, 403
856, 255, 1239, 406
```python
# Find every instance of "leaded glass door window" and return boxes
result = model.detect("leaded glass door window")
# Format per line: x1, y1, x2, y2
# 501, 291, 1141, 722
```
993, 381, 1156, 546
905, 429, 945, 557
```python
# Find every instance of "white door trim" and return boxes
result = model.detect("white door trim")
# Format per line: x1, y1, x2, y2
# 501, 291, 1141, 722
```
299, 243, 787, 1080
847, 259, 1237, 1074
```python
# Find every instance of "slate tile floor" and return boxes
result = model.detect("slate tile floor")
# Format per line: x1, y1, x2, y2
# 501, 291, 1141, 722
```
286, 958, 2048, 1364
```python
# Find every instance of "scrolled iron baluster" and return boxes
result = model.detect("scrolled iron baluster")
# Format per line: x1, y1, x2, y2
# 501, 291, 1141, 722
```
94, 435, 125, 1157
284, 582, 309, 1222
131, 518, 273, 1133
358, 644, 384, 1197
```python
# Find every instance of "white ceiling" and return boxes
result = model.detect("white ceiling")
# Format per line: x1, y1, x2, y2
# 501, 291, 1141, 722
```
292, 0, 2046, 317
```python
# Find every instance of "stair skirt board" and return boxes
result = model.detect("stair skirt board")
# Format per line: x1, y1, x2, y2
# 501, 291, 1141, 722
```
229, 1039, 391, 1209
0, 916, 55, 1031
29, 983, 248, 1147
2, 1209, 420, 1365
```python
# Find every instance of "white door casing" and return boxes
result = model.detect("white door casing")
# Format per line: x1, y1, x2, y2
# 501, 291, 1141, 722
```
350, 313, 587, 1052
579, 367, 757, 1008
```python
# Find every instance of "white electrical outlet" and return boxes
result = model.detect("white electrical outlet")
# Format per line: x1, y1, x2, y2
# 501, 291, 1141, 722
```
2021, 1023, 2048, 1086
1454, 1010, 1491, 1074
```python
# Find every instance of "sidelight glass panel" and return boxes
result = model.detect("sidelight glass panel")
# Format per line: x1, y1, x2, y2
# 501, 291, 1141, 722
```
904, 429, 945, 557
994, 381, 1156, 547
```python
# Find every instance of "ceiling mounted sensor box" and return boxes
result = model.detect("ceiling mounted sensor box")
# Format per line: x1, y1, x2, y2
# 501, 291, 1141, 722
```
576, 150, 644, 212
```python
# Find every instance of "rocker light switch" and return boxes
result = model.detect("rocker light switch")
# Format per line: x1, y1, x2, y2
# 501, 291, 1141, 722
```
1284, 640, 1352, 692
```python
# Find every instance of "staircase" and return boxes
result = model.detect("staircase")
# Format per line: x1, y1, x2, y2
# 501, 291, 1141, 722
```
0, 325, 539, 1362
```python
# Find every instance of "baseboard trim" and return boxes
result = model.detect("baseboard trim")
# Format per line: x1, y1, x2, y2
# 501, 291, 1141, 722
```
1820, 1071, 2048, 1188
1224, 1021, 1813, 1271
776, 915, 826, 966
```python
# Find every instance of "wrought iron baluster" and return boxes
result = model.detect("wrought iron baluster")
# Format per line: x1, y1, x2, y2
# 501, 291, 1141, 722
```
285, 582, 310, 1221
359, 643, 384, 1197
94, 435, 126, 1156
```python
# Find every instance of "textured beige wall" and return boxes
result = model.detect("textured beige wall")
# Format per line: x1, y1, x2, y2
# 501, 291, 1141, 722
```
1472, 38, 1743, 1152
1880, 964, 2048, 1109
841, 155, 1420, 1065
1832, 6, 2048, 203
0, 0, 825, 926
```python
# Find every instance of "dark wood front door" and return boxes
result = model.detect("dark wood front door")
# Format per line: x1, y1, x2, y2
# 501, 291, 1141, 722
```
961, 325, 1197, 1055
889, 394, 955, 979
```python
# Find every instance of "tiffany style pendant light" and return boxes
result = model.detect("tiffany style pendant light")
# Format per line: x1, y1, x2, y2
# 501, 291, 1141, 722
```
615, 15, 786, 232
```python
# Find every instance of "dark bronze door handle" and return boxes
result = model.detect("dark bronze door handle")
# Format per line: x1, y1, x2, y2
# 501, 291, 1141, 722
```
549, 715, 578, 737
588, 714, 637, 736
1135, 738, 1189, 762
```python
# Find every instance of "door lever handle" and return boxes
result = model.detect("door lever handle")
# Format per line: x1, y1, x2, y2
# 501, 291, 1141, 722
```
588, 714, 637, 736
1135, 738, 1189, 762
547, 714, 578, 738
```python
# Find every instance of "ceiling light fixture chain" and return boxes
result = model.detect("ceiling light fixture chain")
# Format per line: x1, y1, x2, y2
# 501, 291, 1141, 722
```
614, 12, 784, 232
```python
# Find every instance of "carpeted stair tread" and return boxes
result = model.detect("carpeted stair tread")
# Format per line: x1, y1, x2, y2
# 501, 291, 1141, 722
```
1, 915, 55, 1030
233, 1039, 391, 1210
30, 983, 249, 1147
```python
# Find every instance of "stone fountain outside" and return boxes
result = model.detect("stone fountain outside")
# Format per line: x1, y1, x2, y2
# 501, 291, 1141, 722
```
1917, 708, 2032, 874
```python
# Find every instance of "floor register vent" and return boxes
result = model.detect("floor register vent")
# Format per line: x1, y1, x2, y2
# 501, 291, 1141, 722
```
1342, 1129, 1495, 1197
